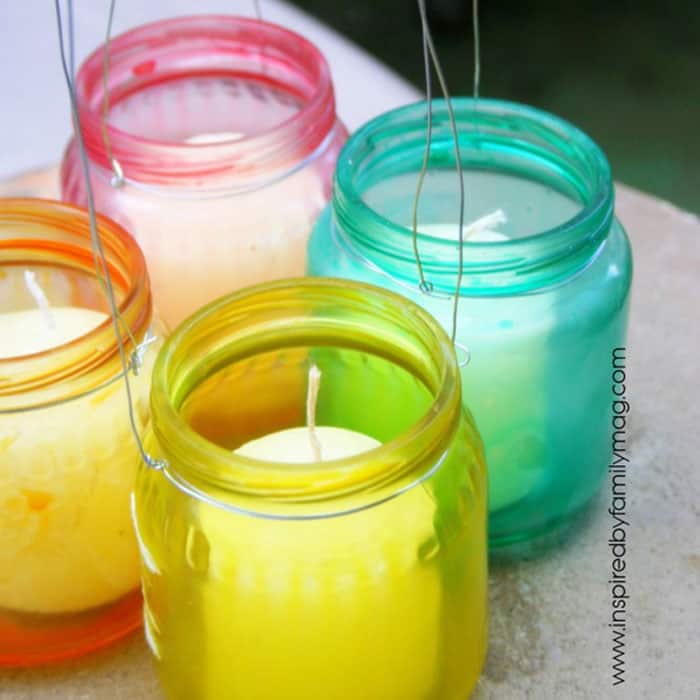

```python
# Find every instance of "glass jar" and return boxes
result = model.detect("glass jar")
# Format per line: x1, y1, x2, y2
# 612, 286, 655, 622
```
133, 278, 488, 700
0, 199, 159, 666
308, 99, 633, 548
61, 15, 347, 332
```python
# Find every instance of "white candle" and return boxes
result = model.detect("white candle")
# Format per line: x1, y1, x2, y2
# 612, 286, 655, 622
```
236, 425, 380, 462
420, 209, 509, 242
417, 213, 547, 514
0, 306, 150, 614
0, 307, 106, 359
236, 365, 380, 462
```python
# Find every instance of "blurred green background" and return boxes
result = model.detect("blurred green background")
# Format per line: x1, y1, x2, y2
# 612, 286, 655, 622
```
293, 0, 700, 214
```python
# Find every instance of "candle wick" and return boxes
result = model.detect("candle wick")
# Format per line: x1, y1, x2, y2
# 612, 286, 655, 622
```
463, 209, 507, 239
24, 270, 56, 332
306, 364, 323, 462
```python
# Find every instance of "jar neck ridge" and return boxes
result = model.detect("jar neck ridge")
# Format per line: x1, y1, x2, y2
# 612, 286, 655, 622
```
74, 16, 337, 186
0, 199, 152, 410
333, 98, 614, 295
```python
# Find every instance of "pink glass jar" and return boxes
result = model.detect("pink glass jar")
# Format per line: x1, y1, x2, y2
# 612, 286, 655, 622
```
62, 15, 347, 331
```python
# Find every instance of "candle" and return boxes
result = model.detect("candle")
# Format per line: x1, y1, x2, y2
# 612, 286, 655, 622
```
236, 426, 381, 462
418, 210, 509, 243
408, 216, 543, 513
200, 370, 437, 698
62, 16, 348, 331
0, 307, 106, 358
0, 305, 144, 616
0, 199, 158, 666
308, 98, 632, 546
235, 365, 381, 462
0, 358, 143, 615
189, 375, 443, 696
133, 279, 488, 700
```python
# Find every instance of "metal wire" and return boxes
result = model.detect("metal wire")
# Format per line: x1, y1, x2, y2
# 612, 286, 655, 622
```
101, 0, 123, 187
53, 0, 165, 471
94, 0, 137, 350
411, 20, 433, 295
415, 0, 466, 343
473, 0, 481, 100
67, 0, 75, 79
253, 0, 262, 20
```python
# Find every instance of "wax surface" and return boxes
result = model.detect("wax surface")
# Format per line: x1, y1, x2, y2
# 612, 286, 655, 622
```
236, 426, 381, 462
0, 307, 106, 359
0, 309, 151, 614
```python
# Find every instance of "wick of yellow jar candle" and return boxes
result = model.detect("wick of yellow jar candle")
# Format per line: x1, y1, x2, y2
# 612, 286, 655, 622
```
236, 365, 381, 463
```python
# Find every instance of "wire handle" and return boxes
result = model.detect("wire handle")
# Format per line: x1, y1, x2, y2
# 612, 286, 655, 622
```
54, 0, 165, 471
415, 0, 466, 344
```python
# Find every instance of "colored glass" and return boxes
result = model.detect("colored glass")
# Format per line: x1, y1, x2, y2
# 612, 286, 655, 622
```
308, 99, 633, 547
133, 278, 488, 700
62, 16, 346, 331
0, 199, 158, 665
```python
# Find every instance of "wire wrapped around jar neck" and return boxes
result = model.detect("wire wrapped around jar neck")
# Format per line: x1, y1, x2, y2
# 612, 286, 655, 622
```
333, 98, 614, 296
72, 15, 338, 188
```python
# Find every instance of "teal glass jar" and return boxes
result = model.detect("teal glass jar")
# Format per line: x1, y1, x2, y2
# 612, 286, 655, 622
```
308, 99, 633, 548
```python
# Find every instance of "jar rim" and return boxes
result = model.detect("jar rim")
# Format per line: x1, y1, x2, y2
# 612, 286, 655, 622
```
0, 198, 152, 409
73, 15, 337, 184
150, 278, 464, 515
333, 98, 615, 294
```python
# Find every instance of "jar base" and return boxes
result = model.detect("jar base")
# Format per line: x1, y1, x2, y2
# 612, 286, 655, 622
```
0, 589, 142, 667
488, 495, 600, 558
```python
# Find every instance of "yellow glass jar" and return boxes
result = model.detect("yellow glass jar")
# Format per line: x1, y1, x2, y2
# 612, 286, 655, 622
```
0, 199, 158, 666
133, 278, 488, 700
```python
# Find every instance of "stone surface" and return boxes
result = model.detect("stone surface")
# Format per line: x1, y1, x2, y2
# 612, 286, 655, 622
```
1, 173, 698, 698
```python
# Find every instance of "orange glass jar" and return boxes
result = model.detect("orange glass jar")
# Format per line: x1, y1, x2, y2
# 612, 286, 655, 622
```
0, 199, 158, 666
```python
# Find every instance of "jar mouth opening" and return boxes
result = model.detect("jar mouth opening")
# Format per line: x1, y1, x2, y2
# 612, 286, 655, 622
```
74, 16, 337, 184
333, 98, 614, 293
150, 278, 462, 514
0, 199, 151, 407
